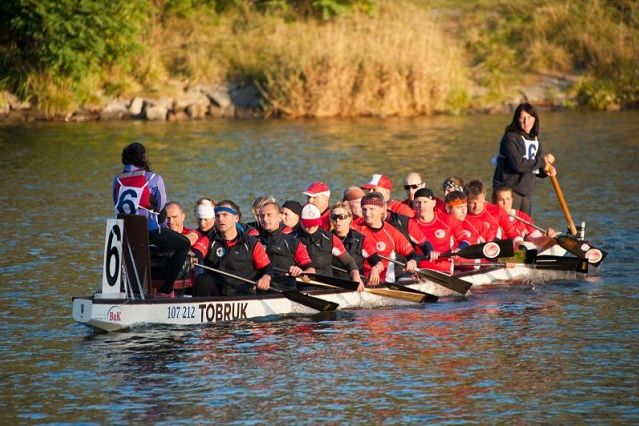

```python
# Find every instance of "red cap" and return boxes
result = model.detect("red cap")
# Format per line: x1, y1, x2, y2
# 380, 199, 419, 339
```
303, 181, 331, 197
361, 174, 393, 190
300, 204, 323, 227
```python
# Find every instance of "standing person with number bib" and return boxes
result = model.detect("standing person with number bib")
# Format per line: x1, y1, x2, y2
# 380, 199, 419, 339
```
492, 103, 556, 215
113, 142, 190, 298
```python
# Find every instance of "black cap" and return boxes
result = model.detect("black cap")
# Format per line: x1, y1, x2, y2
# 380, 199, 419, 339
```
282, 200, 303, 216
414, 188, 435, 199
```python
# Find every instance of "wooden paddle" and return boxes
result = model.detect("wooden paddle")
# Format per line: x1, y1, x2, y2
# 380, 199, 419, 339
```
507, 212, 607, 266
289, 266, 433, 303
455, 255, 588, 273
378, 255, 472, 295
440, 240, 515, 260
549, 174, 578, 236
329, 266, 439, 303
303, 277, 428, 303
196, 264, 338, 311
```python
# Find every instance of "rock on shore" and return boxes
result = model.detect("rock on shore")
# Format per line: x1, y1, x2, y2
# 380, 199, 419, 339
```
1, 74, 613, 123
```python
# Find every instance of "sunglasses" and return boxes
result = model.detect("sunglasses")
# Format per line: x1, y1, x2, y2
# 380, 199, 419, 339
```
403, 183, 422, 190
331, 214, 351, 221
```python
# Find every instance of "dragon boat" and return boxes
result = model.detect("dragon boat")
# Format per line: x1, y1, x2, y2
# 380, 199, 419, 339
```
72, 216, 601, 332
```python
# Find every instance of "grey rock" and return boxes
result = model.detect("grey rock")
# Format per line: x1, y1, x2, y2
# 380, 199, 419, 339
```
101, 101, 131, 121
143, 103, 168, 121
175, 90, 210, 111
129, 97, 145, 115
199, 85, 232, 108
209, 105, 235, 118
186, 103, 208, 119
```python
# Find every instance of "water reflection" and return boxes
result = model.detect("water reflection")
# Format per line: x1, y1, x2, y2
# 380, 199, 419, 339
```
1, 112, 639, 423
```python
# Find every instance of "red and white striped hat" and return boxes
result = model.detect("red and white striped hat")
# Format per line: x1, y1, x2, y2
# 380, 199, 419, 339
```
361, 174, 393, 190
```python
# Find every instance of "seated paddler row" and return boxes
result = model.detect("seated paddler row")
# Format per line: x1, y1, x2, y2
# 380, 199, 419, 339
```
114, 143, 556, 298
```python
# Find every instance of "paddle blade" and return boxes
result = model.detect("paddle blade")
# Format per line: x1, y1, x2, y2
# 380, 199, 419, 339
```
555, 236, 607, 266
445, 240, 514, 260
282, 290, 339, 311
384, 282, 439, 303
309, 273, 360, 291
365, 287, 426, 303
415, 268, 472, 295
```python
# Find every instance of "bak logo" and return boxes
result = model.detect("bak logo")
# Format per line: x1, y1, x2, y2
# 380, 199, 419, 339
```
216, 247, 225, 257
482, 242, 501, 259
376, 241, 387, 251
107, 305, 122, 322
435, 229, 446, 239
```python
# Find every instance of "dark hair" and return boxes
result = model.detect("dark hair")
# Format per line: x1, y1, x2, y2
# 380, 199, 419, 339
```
444, 190, 467, 204
121, 142, 151, 170
463, 180, 486, 200
492, 183, 513, 203
217, 200, 242, 218
505, 103, 540, 137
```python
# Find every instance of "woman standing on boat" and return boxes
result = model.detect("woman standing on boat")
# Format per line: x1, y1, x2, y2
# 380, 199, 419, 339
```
113, 142, 190, 298
492, 103, 556, 215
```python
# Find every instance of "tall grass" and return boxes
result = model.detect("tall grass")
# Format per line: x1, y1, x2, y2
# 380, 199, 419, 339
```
133, 1, 468, 117
3, 0, 638, 116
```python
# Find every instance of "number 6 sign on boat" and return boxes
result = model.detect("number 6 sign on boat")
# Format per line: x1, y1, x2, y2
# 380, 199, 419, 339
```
100, 219, 126, 298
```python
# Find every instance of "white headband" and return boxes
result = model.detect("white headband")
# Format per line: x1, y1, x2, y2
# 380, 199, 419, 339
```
196, 204, 215, 219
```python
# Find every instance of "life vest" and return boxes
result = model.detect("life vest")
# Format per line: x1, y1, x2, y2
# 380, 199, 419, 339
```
114, 170, 156, 215
333, 230, 364, 280
204, 231, 261, 296
259, 227, 298, 273
294, 228, 334, 276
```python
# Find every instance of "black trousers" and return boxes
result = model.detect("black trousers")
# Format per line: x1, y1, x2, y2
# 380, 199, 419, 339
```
512, 192, 532, 216
149, 228, 190, 293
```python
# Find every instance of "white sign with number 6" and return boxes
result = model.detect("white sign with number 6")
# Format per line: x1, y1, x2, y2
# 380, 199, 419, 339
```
102, 219, 124, 295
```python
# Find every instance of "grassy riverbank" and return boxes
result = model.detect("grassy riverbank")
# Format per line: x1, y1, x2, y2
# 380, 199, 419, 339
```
1, 0, 637, 118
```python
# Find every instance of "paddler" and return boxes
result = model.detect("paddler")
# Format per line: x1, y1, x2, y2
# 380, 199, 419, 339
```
113, 142, 190, 298
303, 181, 332, 231
292, 203, 365, 291
355, 192, 418, 283
192, 200, 272, 297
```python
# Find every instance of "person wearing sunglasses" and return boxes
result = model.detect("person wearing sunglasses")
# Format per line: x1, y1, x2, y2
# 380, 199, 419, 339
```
401, 172, 426, 208
292, 204, 365, 291
330, 202, 384, 285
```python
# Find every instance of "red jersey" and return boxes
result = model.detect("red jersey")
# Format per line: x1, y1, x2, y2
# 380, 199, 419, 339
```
505, 209, 536, 238
320, 208, 331, 231
389, 199, 415, 218
410, 215, 454, 273
466, 202, 521, 242
358, 223, 414, 282
434, 197, 447, 217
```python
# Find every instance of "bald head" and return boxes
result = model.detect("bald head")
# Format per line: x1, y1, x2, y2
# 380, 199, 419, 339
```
403, 172, 425, 201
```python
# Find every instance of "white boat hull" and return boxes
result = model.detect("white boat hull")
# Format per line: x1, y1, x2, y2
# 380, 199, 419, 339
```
73, 257, 581, 332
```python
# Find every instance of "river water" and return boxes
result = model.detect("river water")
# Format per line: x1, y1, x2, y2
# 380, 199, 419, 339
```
1, 111, 638, 423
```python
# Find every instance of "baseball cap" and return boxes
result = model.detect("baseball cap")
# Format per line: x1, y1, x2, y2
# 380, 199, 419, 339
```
300, 204, 323, 227
303, 181, 331, 198
361, 174, 393, 190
